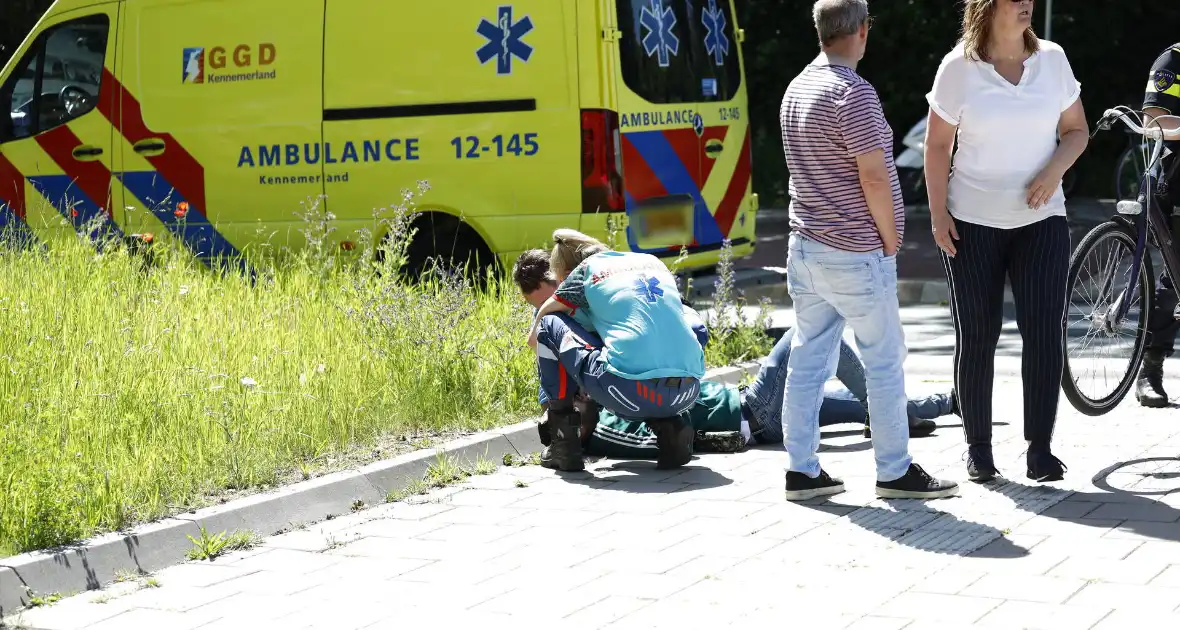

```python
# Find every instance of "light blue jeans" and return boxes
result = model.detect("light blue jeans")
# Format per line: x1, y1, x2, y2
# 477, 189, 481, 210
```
784, 233, 912, 482
744, 327, 954, 444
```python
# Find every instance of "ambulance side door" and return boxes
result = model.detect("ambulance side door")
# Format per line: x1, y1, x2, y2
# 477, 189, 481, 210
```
0, 7, 124, 248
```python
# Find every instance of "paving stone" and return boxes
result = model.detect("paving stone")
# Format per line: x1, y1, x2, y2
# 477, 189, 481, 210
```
1066, 582, 1180, 615
324, 535, 504, 562
843, 617, 915, 630
221, 548, 343, 575
973, 600, 1113, 630
958, 574, 1088, 604
1086, 500, 1180, 523
1091, 609, 1180, 629
1046, 556, 1169, 585
871, 592, 1003, 624
112, 581, 242, 613
1037, 500, 1101, 518
2, 596, 136, 630
150, 562, 259, 589
1124, 541, 1180, 564
1102, 519, 1180, 542
85, 607, 222, 630
1012, 516, 1124, 539
563, 595, 652, 626
1150, 564, 1180, 587
908, 566, 987, 595
395, 556, 520, 586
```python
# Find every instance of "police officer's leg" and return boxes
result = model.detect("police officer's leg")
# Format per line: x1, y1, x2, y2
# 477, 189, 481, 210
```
1138, 196, 1180, 407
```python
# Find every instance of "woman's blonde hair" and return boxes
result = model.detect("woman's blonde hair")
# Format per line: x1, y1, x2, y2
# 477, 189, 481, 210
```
960, 0, 1039, 63
549, 229, 609, 279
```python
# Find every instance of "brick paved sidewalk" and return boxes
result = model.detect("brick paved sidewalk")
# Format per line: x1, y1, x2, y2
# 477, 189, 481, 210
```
7, 377, 1180, 630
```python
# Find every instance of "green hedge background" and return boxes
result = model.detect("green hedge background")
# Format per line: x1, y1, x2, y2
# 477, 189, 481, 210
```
4, 0, 1179, 204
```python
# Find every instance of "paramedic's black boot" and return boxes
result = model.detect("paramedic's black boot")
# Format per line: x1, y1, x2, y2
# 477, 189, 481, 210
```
540, 409, 585, 472
1136, 350, 1170, 408
651, 415, 694, 469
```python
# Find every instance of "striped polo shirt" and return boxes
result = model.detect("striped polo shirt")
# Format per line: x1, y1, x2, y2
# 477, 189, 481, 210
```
780, 63, 904, 252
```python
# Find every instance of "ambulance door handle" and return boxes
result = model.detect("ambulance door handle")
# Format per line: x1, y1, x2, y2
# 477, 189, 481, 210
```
71, 145, 104, 161
133, 139, 167, 157
704, 140, 724, 159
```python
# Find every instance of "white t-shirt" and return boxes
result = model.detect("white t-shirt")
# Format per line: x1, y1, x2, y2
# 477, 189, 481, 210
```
926, 40, 1081, 229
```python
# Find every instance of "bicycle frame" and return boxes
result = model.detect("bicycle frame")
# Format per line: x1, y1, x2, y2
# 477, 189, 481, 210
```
1111, 132, 1180, 326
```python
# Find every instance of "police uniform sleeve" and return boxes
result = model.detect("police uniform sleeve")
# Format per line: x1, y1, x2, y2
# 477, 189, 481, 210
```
1144, 45, 1180, 114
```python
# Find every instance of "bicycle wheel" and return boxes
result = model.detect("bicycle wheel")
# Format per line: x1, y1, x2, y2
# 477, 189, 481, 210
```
1061, 221, 1154, 416
1115, 143, 1148, 201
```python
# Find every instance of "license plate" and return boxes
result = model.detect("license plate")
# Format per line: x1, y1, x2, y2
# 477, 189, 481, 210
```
632, 202, 693, 250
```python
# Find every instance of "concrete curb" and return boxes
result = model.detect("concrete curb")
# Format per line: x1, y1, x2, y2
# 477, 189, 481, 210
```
0, 362, 748, 615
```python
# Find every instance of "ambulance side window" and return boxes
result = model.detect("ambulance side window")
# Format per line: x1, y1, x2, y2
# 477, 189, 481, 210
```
0, 15, 108, 142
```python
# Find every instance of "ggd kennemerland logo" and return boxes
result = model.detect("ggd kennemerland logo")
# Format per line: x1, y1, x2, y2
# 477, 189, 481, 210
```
183, 43, 278, 85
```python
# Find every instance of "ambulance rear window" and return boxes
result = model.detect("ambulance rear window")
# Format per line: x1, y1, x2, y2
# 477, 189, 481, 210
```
615, 0, 742, 104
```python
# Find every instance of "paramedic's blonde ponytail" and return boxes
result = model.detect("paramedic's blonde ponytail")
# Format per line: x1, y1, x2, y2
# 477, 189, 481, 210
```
550, 229, 609, 279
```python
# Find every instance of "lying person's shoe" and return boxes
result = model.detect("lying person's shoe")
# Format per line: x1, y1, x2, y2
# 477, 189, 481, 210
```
784, 469, 845, 501
539, 409, 585, 472
863, 415, 937, 439
1026, 450, 1067, 483
875, 463, 960, 499
694, 430, 747, 453
966, 444, 1000, 483
651, 416, 694, 469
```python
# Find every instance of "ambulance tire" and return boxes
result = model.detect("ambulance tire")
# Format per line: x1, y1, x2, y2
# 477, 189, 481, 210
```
401, 213, 497, 285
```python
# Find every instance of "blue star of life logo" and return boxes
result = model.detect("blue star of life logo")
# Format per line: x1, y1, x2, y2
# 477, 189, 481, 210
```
640, 0, 679, 68
702, 0, 730, 66
635, 275, 664, 303
476, 5, 534, 75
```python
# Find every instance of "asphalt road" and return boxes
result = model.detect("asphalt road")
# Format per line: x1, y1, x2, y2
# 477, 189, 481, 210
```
738, 199, 1118, 280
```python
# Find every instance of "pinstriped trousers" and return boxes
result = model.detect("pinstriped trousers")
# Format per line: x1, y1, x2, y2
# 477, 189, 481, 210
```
940, 215, 1070, 451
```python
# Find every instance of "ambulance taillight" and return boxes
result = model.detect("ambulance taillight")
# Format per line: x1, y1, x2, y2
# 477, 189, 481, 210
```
580, 109, 625, 213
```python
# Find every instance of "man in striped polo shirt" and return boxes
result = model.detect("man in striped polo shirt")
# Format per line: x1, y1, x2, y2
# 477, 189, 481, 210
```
778, 0, 958, 501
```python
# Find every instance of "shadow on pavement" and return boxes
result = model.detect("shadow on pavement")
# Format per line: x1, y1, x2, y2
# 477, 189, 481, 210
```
565, 461, 735, 493
793, 501, 1031, 558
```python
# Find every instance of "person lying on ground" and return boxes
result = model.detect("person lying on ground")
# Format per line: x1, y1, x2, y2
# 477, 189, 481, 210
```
579, 327, 956, 459
525, 229, 707, 472
513, 249, 957, 462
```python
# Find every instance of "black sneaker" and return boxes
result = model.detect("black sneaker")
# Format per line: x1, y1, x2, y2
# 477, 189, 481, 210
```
784, 469, 845, 501
966, 445, 1000, 483
876, 463, 960, 499
1027, 451, 1067, 482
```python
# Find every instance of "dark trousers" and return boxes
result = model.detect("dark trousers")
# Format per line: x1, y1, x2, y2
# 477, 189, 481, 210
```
1145, 192, 1179, 355
940, 215, 1070, 450
536, 313, 699, 419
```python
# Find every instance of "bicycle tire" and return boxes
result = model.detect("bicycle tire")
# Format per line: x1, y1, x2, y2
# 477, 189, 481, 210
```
1060, 221, 1154, 416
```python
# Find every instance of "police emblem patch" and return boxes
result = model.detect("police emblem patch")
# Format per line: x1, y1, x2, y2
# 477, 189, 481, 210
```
1155, 69, 1177, 92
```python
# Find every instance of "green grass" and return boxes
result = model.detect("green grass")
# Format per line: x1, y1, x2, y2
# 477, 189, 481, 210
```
0, 188, 772, 557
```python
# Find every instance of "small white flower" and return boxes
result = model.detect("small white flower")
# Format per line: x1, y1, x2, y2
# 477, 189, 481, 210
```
315, 363, 326, 374
179, 286, 190, 296
240, 377, 257, 388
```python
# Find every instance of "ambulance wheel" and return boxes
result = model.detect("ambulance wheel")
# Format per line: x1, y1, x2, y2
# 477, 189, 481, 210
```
401, 212, 497, 284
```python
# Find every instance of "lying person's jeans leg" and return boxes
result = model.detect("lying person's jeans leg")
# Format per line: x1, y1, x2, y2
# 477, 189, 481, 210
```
536, 313, 700, 470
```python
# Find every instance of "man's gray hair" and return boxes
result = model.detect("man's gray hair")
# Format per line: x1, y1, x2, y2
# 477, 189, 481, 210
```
813, 0, 869, 47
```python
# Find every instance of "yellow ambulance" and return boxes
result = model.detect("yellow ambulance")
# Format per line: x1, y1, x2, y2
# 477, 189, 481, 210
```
0, 0, 757, 275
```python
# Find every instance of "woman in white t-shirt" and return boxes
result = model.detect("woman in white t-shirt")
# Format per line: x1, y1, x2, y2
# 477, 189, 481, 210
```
924, 0, 1088, 484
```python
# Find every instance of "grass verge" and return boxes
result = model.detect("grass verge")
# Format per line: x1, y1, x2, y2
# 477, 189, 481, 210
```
0, 185, 772, 556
